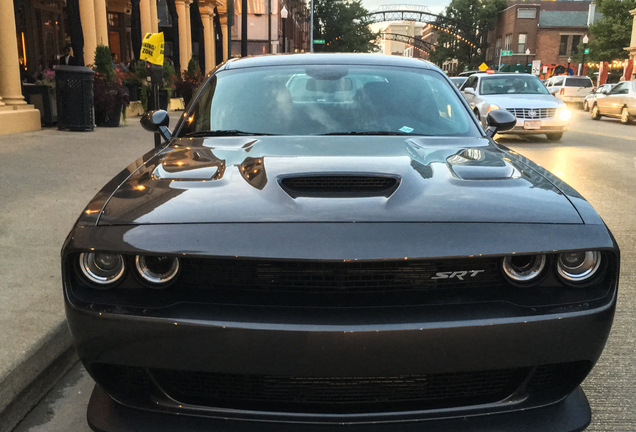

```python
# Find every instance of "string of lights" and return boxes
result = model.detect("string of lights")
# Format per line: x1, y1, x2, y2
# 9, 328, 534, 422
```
586, 60, 632, 69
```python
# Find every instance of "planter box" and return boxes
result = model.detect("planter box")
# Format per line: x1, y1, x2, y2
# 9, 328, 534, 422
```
95, 103, 122, 127
22, 84, 57, 126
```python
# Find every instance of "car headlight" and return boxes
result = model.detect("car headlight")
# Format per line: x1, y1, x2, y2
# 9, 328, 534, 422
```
557, 251, 601, 283
557, 107, 572, 121
502, 254, 546, 284
79, 252, 125, 287
487, 104, 500, 114
135, 255, 180, 287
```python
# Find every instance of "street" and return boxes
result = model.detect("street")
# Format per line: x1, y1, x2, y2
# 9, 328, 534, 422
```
12, 109, 636, 432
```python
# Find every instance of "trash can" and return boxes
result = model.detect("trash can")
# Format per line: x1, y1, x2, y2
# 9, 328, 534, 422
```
55, 66, 95, 131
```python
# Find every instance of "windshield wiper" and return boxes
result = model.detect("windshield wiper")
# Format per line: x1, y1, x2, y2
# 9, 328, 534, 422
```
321, 131, 420, 136
186, 130, 279, 137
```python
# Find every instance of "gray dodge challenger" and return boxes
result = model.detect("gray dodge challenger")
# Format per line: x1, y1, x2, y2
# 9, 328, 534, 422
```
62, 54, 618, 432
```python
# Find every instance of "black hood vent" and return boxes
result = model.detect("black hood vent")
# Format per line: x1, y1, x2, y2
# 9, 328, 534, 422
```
280, 175, 400, 198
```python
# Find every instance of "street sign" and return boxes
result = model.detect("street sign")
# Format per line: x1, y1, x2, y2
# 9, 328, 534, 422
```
542, 65, 548, 74
531, 60, 541, 76
501, 50, 513, 56
584, 48, 590, 54
478, 62, 488, 71
313, 39, 326, 45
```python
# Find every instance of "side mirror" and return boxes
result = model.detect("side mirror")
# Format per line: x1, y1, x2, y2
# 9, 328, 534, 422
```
550, 89, 559, 96
463, 87, 477, 96
140, 110, 172, 142
485, 110, 516, 138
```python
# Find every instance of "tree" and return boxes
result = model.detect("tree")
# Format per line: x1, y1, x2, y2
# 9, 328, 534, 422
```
429, 0, 507, 71
313, 0, 379, 53
586, 0, 635, 62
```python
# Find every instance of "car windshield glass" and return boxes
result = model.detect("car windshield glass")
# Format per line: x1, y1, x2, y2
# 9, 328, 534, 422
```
479, 75, 550, 95
565, 78, 593, 88
178, 65, 479, 137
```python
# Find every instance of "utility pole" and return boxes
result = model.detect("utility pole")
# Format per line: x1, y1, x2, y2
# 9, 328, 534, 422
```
241, 0, 248, 57
310, 0, 314, 53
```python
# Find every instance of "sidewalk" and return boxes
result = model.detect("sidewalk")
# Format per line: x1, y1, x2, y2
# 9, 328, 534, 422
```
0, 115, 176, 432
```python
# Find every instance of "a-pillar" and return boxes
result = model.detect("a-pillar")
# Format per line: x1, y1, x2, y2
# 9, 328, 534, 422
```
150, 0, 159, 33
200, 6, 215, 73
185, 0, 192, 63
79, 0, 97, 64
94, 0, 109, 46
140, 0, 153, 37
175, 0, 190, 71
0, 0, 40, 134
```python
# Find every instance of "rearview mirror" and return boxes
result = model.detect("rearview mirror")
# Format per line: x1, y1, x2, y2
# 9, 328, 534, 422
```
140, 110, 172, 142
485, 110, 516, 138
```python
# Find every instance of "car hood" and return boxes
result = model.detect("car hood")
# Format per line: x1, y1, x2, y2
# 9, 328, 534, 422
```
96, 136, 582, 225
481, 94, 563, 108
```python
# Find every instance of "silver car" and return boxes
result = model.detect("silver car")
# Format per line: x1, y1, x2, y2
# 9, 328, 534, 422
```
590, 80, 636, 124
583, 84, 615, 112
460, 73, 571, 141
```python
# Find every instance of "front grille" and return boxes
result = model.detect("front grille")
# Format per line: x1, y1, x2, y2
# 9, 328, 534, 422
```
181, 257, 503, 294
280, 176, 399, 198
150, 368, 525, 413
506, 108, 556, 119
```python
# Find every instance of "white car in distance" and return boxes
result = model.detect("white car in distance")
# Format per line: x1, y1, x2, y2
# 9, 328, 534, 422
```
460, 73, 571, 141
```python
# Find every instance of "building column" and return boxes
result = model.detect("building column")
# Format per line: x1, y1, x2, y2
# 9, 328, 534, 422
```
201, 6, 214, 73
185, 0, 193, 63
140, 0, 153, 37
220, 16, 228, 61
150, 0, 159, 33
209, 11, 217, 69
94, 0, 109, 46
79, 0, 97, 65
175, 0, 189, 71
0, 0, 40, 134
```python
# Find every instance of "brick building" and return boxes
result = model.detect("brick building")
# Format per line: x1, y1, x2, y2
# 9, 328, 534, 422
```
485, 0, 602, 78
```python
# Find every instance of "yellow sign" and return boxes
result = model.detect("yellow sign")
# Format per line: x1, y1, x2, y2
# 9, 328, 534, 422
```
478, 62, 489, 71
140, 32, 164, 66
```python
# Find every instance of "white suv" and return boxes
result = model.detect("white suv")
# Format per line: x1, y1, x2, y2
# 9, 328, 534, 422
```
545, 75, 594, 105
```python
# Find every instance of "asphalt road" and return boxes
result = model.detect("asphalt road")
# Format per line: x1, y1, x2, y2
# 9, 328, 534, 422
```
12, 109, 636, 432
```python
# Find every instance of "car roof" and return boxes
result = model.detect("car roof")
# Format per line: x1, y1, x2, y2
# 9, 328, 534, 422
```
221, 53, 435, 71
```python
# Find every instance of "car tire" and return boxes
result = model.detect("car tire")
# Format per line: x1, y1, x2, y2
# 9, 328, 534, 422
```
583, 100, 589, 112
546, 133, 563, 141
620, 107, 632, 125
591, 104, 601, 120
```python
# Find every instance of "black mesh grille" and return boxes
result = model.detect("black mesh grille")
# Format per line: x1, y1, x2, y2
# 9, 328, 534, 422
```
506, 108, 557, 119
181, 257, 503, 294
280, 176, 399, 198
150, 368, 525, 413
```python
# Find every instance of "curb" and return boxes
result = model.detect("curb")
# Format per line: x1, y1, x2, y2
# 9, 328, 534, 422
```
0, 320, 77, 432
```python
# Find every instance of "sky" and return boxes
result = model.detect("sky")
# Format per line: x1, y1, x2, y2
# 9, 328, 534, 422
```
360, 0, 449, 15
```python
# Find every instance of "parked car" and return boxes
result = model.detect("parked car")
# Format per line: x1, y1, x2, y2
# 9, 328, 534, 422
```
583, 84, 615, 111
460, 72, 571, 140
63, 54, 618, 432
545, 75, 594, 105
450, 76, 467, 88
590, 80, 636, 124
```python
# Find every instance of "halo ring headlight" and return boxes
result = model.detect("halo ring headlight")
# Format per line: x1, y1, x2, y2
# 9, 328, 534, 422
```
79, 252, 125, 287
557, 251, 601, 282
135, 255, 180, 287
502, 254, 546, 283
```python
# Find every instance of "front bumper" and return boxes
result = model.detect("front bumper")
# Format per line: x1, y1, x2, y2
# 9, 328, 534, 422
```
504, 118, 568, 135
87, 384, 592, 432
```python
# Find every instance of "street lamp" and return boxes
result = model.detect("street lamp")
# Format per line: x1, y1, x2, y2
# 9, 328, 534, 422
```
281, 6, 288, 54
525, 48, 530, 73
581, 34, 589, 76
567, 57, 571, 76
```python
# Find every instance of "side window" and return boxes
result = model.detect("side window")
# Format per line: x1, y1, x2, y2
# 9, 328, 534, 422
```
463, 76, 477, 90
552, 77, 564, 86
610, 83, 626, 95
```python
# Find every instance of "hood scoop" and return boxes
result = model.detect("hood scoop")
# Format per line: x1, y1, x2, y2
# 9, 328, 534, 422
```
280, 175, 400, 198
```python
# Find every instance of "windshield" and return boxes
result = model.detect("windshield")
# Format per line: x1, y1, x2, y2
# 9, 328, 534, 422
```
178, 65, 479, 137
479, 75, 550, 95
